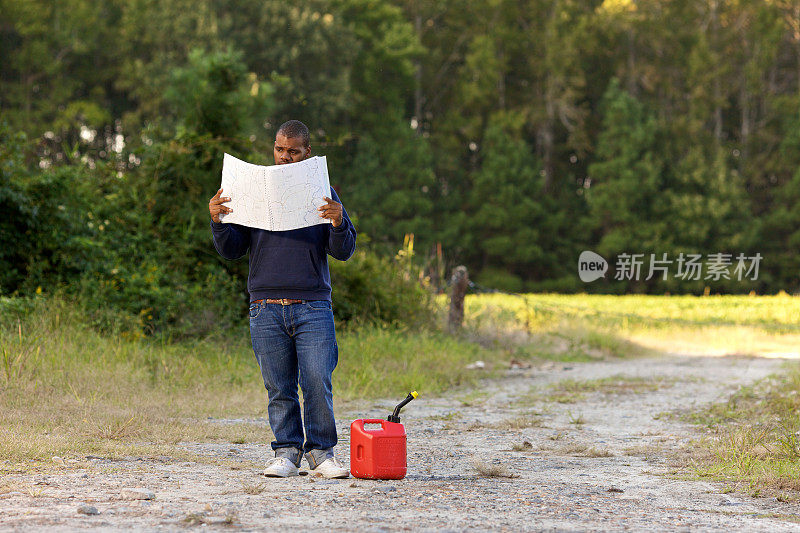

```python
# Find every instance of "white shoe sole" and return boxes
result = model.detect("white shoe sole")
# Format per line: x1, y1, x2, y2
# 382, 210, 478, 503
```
264, 470, 299, 478
309, 469, 349, 479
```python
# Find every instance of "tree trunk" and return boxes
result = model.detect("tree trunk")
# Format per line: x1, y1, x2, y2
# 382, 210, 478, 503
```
538, 113, 554, 191
711, 0, 723, 145
740, 75, 750, 169
626, 29, 637, 97
448, 266, 469, 333
497, 45, 506, 110
414, 12, 423, 134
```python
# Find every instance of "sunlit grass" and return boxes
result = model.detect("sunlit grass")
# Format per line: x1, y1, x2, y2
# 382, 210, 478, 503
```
452, 293, 800, 357
527, 375, 677, 404
463, 293, 800, 330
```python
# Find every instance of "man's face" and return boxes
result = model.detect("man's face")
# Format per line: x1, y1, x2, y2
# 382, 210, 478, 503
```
274, 133, 310, 165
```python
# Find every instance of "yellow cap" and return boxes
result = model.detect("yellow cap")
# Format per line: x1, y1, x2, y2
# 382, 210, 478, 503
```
410, 391, 419, 399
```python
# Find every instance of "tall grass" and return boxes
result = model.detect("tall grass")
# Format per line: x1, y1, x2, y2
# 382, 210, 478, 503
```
0, 297, 497, 463
1, 298, 265, 462
336, 325, 491, 399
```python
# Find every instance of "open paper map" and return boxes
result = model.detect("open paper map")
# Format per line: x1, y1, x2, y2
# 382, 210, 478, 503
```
218, 153, 332, 232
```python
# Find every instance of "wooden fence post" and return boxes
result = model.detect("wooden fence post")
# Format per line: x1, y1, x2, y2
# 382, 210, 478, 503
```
448, 266, 469, 332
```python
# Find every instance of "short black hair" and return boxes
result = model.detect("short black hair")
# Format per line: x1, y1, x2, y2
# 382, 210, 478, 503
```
276, 120, 310, 147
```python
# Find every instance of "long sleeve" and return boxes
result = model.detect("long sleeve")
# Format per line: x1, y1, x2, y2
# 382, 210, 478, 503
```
326, 188, 357, 261
210, 220, 251, 260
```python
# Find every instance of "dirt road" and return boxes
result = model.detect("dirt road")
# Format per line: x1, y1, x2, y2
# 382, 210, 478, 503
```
3, 353, 799, 531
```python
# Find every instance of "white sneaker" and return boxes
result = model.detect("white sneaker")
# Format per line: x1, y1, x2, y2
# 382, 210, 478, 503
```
310, 457, 349, 479
263, 457, 299, 477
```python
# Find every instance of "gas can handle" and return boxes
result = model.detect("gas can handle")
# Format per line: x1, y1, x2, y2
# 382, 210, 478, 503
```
359, 418, 387, 428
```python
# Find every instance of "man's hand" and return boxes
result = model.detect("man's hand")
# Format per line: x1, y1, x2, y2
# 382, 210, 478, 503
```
209, 188, 232, 223
318, 196, 343, 227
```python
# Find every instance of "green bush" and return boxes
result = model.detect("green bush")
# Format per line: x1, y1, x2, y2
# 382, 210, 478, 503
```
0, 296, 37, 328
330, 248, 435, 327
0, 125, 36, 294
2, 132, 435, 337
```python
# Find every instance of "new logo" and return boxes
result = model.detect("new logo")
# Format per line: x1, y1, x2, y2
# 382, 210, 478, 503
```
578, 251, 608, 282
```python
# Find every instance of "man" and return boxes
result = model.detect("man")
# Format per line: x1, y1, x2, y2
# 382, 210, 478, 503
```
208, 120, 356, 478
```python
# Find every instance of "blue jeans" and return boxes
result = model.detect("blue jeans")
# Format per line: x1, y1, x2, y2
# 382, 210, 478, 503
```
249, 300, 339, 468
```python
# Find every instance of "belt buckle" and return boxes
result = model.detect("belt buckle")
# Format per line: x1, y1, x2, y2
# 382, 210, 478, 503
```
281, 298, 291, 306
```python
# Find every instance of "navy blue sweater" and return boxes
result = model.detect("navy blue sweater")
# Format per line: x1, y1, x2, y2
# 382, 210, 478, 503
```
210, 187, 357, 302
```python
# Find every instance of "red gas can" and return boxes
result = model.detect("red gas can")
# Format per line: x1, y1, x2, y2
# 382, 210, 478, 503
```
350, 419, 407, 479
350, 391, 418, 480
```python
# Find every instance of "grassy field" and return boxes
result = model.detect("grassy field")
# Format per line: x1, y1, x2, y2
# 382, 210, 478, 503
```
461, 293, 800, 357
2, 292, 799, 469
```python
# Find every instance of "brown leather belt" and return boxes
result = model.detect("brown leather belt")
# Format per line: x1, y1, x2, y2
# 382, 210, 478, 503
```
251, 298, 305, 306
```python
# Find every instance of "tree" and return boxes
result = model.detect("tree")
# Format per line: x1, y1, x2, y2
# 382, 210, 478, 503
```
465, 112, 555, 291
586, 79, 667, 260
165, 48, 273, 139
342, 118, 436, 248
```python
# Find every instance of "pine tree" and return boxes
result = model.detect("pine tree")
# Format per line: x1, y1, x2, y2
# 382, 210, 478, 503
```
342, 117, 436, 249
587, 79, 667, 258
465, 112, 550, 291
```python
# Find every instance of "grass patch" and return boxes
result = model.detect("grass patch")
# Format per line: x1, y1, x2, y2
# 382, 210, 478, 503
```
491, 414, 545, 430
538, 443, 614, 457
568, 412, 586, 426
183, 513, 207, 526
530, 375, 677, 404
425, 411, 462, 421
240, 480, 266, 495
457, 389, 490, 407
557, 443, 588, 455
336, 324, 496, 399
461, 412, 544, 431
583, 447, 614, 458
681, 362, 800, 497
511, 440, 533, 451
622, 444, 663, 460
471, 457, 517, 478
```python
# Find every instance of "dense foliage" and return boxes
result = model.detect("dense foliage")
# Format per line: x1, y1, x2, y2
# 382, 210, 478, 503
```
2, 0, 800, 334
